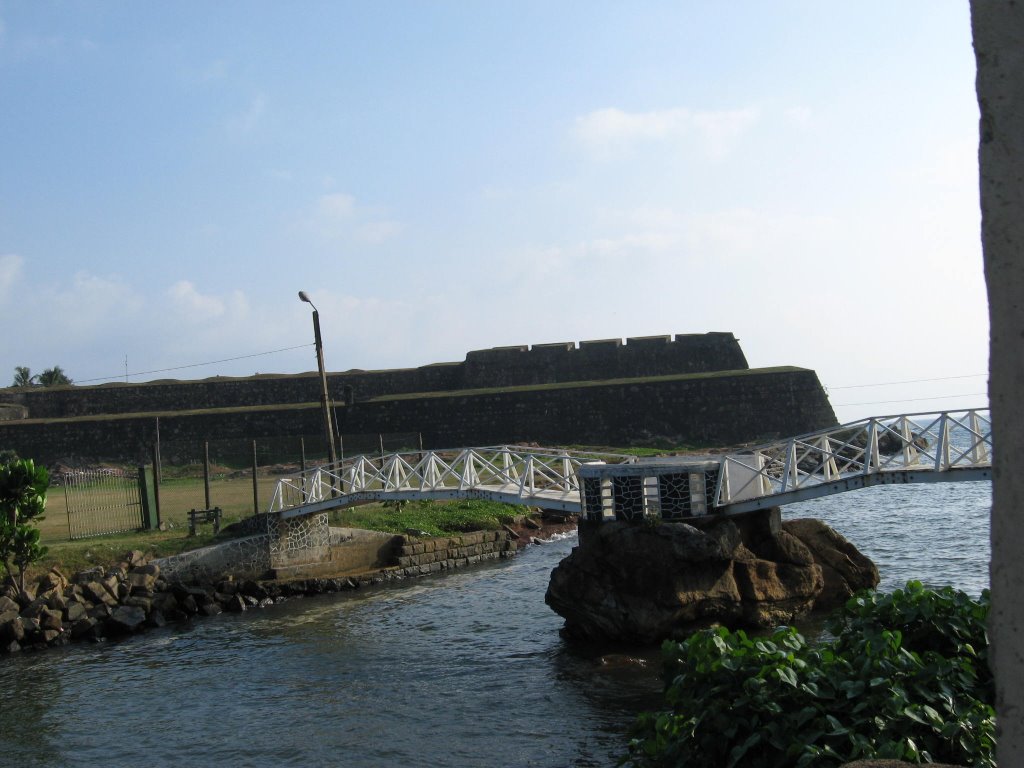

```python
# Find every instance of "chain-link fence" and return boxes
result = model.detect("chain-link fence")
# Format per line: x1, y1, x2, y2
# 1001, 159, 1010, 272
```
152, 432, 422, 526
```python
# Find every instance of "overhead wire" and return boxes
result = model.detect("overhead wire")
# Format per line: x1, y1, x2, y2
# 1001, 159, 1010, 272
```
832, 393, 988, 407
827, 373, 987, 390
75, 343, 314, 384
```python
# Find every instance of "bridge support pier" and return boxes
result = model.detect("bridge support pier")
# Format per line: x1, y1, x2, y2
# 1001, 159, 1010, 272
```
268, 511, 332, 571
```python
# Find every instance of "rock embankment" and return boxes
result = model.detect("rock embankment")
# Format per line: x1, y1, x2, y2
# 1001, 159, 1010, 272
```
0, 551, 365, 654
545, 509, 879, 644
0, 528, 522, 656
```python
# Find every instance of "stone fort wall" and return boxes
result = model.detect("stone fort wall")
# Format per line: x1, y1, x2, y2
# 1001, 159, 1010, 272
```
0, 367, 836, 464
0, 333, 748, 420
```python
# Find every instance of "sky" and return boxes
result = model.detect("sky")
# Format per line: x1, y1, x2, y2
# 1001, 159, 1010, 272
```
0, 2, 989, 424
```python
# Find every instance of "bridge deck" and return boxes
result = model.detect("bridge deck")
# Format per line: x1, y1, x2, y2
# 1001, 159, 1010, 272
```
269, 409, 992, 522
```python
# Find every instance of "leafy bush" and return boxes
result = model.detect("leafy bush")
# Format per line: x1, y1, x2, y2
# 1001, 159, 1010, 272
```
624, 582, 994, 768
0, 458, 50, 592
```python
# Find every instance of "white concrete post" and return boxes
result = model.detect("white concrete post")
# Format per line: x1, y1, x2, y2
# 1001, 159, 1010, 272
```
972, 2, 1024, 761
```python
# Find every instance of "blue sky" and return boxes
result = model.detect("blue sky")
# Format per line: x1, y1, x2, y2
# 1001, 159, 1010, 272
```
0, 2, 987, 423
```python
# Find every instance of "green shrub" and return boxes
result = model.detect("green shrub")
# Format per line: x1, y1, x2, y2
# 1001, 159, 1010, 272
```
624, 582, 994, 768
0, 458, 50, 592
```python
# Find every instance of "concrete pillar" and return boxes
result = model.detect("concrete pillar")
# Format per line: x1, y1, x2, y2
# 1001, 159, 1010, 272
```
971, 2, 1024, 761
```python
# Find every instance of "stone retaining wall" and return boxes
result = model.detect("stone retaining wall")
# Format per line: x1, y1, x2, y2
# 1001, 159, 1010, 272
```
393, 530, 517, 576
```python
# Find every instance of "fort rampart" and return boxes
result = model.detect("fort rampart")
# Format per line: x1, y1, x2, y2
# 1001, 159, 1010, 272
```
0, 333, 748, 419
0, 366, 836, 464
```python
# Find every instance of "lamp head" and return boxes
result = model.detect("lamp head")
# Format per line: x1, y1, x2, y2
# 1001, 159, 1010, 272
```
298, 290, 311, 303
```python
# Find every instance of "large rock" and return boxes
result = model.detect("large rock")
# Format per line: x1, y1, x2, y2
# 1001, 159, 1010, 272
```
107, 605, 146, 634
782, 518, 880, 610
545, 509, 877, 644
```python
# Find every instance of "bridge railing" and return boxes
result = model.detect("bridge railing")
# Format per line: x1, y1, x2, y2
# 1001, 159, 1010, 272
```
268, 445, 638, 513
715, 408, 992, 507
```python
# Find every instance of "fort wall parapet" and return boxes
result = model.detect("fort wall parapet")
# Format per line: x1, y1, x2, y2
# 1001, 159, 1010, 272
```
0, 367, 836, 464
0, 332, 748, 420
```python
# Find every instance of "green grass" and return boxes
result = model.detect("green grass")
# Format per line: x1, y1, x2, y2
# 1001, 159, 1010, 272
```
38, 527, 228, 578
329, 499, 526, 537
24, 476, 527, 582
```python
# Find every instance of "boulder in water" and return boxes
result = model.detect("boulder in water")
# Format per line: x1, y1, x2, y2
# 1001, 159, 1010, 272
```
545, 508, 878, 644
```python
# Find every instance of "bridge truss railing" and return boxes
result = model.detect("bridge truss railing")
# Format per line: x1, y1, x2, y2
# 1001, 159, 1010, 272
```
269, 445, 638, 516
716, 408, 992, 511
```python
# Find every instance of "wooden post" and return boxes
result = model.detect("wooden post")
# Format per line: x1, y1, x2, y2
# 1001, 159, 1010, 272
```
251, 440, 259, 516
300, 437, 307, 502
154, 417, 162, 486
203, 440, 211, 509
151, 443, 161, 528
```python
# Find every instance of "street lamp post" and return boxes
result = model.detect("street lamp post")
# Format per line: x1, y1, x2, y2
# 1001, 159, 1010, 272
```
299, 291, 338, 467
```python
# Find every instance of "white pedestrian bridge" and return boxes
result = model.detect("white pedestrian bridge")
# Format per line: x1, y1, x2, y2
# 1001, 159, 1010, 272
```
268, 408, 992, 523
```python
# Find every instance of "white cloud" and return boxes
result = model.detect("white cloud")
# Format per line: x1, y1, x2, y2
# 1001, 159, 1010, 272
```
573, 106, 759, 159
575, 107, 692, 145
167, 280, 238, 322
202, 59, 228, 82
0, 253, 23, 297
784, 105, 813, 128
302, 192, 402, 244
316, 192, 356, 220
225, 93, 267, 137
690, 108, 760, 159
49, 272, 143, 335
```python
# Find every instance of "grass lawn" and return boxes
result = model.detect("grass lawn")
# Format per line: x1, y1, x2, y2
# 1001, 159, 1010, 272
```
20, 440, 695, 584
26, 475, 533, 583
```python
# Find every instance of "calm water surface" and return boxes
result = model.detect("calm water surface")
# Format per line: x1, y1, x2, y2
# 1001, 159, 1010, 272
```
0, 480, 991, 767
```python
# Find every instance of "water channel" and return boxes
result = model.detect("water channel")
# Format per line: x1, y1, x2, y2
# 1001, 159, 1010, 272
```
0, 479, 991, 767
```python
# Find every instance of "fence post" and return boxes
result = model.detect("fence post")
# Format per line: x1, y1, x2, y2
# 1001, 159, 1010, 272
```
252, 440, 259, 516
203, 440, 212, 509
138, 466, 159, 530
150, 443, 162, 528
300, 437, 308, 503
154, 416, 161, 483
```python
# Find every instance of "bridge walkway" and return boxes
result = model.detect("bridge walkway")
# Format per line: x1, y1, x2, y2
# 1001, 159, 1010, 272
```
269, 409, 992, 523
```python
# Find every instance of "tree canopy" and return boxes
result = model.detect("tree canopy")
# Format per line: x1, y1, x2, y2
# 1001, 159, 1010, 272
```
11, 366, 34, 387
9, 366, 72, 388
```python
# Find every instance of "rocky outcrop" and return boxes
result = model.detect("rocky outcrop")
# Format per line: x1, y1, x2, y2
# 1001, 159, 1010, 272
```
545, 509, 878, 644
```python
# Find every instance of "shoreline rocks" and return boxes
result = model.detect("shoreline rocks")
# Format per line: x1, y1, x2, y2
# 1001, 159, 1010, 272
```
545, 509, 879, 644
0, 521, 539, 656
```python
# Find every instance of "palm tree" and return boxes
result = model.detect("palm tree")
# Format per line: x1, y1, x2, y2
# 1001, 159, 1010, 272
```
10, 367, 36, 388
37, 366, 72, 387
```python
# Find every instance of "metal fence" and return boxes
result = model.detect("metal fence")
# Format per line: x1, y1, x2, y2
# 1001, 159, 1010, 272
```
154, 432, 423, 516
62, 468, 145, 539
52, 432, 422, 539
158, 432, 423, 471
